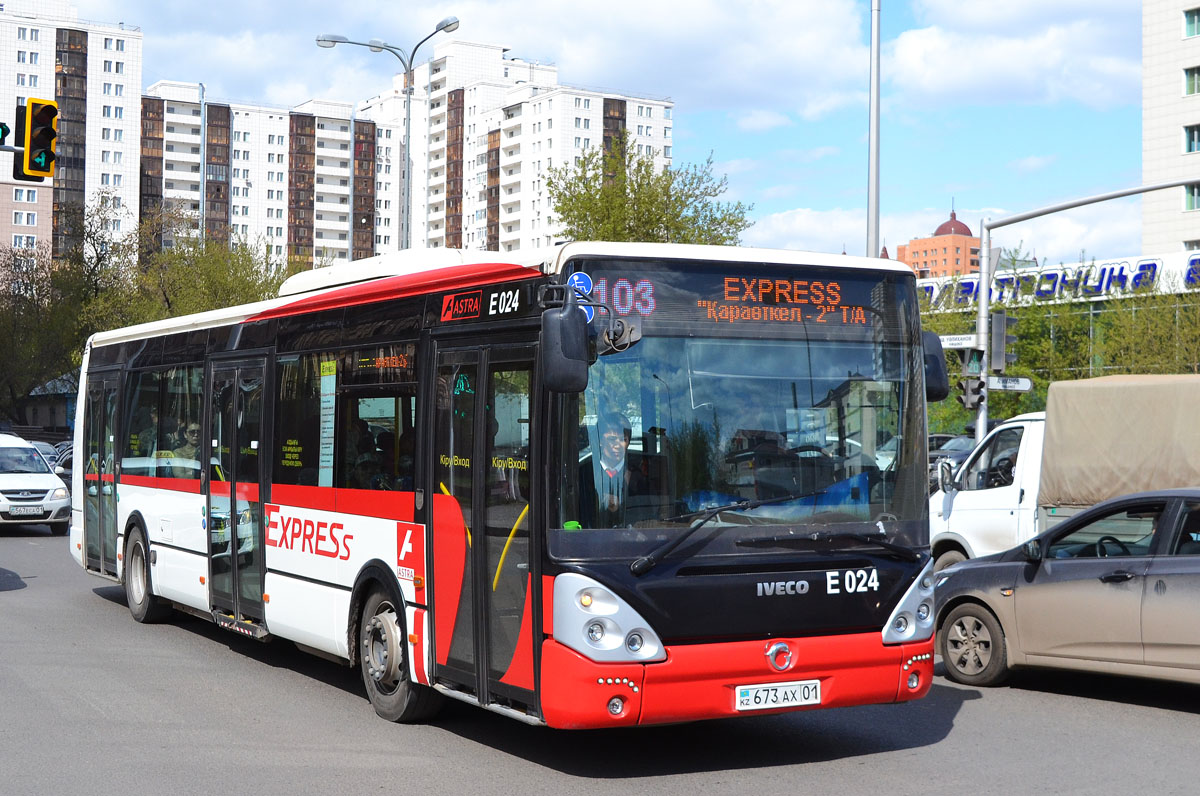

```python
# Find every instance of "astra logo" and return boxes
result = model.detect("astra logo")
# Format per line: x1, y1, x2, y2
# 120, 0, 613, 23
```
756, 579, 810, 597
441, 290, 482, 322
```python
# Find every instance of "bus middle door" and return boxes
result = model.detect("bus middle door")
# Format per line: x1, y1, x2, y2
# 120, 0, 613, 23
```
429, 343, 537, 712
206, 357, 270, 635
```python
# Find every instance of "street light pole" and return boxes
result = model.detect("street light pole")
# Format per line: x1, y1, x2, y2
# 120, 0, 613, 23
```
866, 0, 881, 259
316, 16, 459, 252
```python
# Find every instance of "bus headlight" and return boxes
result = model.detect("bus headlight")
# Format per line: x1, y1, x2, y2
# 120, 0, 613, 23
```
882, 558, 936, 644
554, 573, 666, 663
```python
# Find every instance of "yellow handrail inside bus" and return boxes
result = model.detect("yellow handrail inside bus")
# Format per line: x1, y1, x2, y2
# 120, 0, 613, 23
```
492, 503, 529, 592
439, 481, 471, 547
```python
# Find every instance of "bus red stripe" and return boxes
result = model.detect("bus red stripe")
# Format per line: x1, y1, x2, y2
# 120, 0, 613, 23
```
411, 608, 428, 685
431, 492, 468, 666
245, 263, 539, 322
119, 474, 202, 494
335, 488, 415, 522
499, 575, 535, 691
270, 483, 334, 511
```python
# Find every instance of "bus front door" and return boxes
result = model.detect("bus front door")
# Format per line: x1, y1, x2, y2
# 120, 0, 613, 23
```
206, 359, 269, 631
431, 344, 536, 711
83, 370, 120, 577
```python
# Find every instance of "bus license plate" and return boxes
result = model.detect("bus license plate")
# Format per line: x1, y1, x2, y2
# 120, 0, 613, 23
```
8, 506, 41, 516
736, 679, 821, 711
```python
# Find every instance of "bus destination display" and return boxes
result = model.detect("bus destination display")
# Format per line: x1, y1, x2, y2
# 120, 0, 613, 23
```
570, 263, 885, 330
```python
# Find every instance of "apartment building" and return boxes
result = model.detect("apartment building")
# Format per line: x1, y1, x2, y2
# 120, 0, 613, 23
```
1144, 1, 1200, 253
365, 40, 674, 253
141, 82, 401, 265
146, 41, 672, 261
0, 0, 141, 255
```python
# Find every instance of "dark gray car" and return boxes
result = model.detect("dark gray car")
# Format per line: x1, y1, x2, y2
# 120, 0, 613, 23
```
934, 489, 1200, 687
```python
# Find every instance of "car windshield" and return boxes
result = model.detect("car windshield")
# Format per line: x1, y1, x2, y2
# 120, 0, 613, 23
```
0, 446, 51, 474
550, 258, 929, 563
938, 436, 975, 452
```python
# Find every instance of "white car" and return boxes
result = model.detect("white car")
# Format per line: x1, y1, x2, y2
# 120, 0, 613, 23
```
0, 433, 71, 534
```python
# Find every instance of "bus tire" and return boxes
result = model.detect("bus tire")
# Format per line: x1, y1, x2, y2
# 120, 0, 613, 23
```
125, 526, 172, 623
358, 588, 443, 722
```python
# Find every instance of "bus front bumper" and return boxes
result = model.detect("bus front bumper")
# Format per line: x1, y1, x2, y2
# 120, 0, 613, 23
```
539, 633, 934, 730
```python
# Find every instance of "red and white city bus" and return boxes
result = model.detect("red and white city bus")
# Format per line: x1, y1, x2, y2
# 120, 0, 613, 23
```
70, 241, 949, 728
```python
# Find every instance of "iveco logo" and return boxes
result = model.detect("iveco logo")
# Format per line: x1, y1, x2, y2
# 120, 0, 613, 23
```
765, 641, 793, 672
756, 579, 809, 597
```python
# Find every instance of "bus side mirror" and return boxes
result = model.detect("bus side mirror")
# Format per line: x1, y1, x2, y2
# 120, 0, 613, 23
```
541, 289, 589, 393
923, 331, 950, 402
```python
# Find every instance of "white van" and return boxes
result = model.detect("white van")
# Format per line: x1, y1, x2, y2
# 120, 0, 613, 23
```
0, 433, 71, 534
930, 374, 1200, 571
929, 413, 1044, 570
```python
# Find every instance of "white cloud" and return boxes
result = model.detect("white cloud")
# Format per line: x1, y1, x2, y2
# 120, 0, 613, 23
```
892, 21, 1132, 109
736, 110, 793, 132
714, 158, 759, 176
743, 207, 866, 256
988, 198, 1142, 265
743, 198, 1141, 265
76, 0, 874, 120
912, 0, 1134, 35
1010, 155, 1057, 173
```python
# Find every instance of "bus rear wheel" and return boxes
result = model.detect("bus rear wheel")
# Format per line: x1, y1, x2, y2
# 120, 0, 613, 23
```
358, 588, 442, 722
125, 526, 172, 623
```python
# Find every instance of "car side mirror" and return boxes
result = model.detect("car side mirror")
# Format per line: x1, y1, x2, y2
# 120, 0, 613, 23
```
1022, 538, 1042, 562
937, 459, 956, 493
54, 465, 65, 476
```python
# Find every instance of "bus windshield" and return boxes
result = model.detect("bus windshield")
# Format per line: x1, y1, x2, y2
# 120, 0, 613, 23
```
551, 258, 928, 563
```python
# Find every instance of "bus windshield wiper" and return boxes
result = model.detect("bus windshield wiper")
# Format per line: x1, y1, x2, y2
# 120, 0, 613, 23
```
629, 490, 824, 576
738, 530, 919, 562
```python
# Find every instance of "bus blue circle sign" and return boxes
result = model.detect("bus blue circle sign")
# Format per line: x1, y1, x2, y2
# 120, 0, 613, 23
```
567, 272, 595, 322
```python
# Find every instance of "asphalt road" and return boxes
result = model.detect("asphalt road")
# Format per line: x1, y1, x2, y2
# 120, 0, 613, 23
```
4, 524, 1200, 796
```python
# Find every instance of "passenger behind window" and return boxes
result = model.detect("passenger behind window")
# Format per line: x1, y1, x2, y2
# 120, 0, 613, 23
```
172, 423, 202, 479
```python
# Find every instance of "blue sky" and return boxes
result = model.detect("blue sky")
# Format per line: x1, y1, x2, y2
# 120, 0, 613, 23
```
73, 0, 1144, 264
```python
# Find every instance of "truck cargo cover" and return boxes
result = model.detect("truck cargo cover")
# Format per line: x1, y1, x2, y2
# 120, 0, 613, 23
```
1039, 374, 1200, 508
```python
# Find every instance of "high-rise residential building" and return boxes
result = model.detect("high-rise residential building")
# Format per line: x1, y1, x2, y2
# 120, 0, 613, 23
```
0, 0, 142, 255
143, 41, 670, 264
1144, 1, 1200, 253
360, 40, 674, 253
895, 211, 981, 278
141, 82, 402, 264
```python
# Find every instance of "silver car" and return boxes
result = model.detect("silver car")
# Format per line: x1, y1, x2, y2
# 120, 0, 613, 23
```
935, 489, 1200, 687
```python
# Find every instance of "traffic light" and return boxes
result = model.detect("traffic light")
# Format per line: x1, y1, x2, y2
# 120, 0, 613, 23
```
989, 309, 1018, 373
956, 378, 986, 411
16, 98, 57, 181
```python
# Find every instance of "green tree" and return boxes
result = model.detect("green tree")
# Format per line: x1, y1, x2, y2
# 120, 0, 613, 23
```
131, 206, 301, 320
0, 241, 87, 423
5, 194, 304, 424
546, 133, 753, 244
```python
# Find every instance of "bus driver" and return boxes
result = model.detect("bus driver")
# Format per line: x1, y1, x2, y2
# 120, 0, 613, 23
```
581, 413, 647, 528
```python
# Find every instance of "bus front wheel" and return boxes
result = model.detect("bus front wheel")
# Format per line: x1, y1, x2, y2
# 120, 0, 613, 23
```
358, 588, 442, 722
